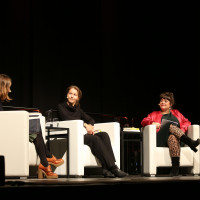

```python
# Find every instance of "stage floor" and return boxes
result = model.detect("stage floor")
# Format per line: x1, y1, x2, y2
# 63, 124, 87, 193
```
1, 174, 200, 196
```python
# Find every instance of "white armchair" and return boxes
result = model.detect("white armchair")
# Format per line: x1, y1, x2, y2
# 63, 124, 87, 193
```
45, 120, 121, 177
0, 110, 45, 177
143, 124, 200, 176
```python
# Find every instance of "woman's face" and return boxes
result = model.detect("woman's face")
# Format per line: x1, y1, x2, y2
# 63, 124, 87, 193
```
67, 88, 79, 106
159, 98, 171, 112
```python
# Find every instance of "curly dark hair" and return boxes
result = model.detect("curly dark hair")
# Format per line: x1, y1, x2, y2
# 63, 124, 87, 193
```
160, 92, 175, 107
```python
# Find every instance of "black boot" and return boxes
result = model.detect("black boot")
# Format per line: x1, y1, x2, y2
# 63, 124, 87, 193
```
110, 165, 128, 178
102, 168, 115, 178
170, 157, 180, 176
180, 135, 200, 152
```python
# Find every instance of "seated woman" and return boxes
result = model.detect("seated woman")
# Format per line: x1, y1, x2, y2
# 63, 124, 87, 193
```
141, 92, 200, 176
57, 85, 128, 178
0, 74, 64, 179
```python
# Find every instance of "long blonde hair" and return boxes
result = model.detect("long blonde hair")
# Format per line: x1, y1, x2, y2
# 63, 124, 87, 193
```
0, 74, 12, 102
66, 85, 82, 107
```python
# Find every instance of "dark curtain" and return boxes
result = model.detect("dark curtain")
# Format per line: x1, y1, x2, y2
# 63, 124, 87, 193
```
1, 1, 199, 126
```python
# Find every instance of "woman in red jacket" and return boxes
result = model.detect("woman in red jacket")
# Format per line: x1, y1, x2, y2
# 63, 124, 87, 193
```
141, 92, 200, 176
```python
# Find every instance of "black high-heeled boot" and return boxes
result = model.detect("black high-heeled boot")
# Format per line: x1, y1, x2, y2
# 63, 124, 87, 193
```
170, 157, 180, 176
180, 135, 200, 152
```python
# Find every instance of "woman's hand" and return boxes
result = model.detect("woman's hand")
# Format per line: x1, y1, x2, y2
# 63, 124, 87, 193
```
84, 123, 94, 135
152, 122, 161, 129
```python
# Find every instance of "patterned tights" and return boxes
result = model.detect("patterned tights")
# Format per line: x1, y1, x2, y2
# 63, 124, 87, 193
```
168, 124, 184, 157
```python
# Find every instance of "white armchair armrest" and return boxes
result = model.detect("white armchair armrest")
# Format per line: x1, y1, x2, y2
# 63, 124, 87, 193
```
46, 120, 85, 176
94, 122, 121, 168
0, 111, 29, 177
187, 125, 200, 174
143, 125, 157, 175
29, 112, 46, 166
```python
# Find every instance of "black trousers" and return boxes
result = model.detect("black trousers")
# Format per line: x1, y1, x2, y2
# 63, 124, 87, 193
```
33, 132, 52, 167
84, 132, 116, 170
29, 118, 52, 167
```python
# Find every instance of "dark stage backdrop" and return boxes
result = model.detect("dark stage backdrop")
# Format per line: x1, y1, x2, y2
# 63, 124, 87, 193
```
1, 1, 199, 127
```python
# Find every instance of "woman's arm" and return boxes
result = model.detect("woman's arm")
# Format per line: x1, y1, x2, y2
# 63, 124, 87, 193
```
80, 109, 95, 125
83, 123, 94, 135
174, 110, 191, 133
141, 113, 155, 127
141, 111, 161, 130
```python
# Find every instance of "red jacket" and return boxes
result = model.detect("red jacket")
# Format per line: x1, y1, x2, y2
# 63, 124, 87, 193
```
141, 109, 191, 133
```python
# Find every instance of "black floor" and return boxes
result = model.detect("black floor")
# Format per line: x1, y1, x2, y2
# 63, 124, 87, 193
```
1, 174, 200, 197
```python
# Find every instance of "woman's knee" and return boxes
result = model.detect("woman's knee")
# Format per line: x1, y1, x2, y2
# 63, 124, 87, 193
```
99, 131, 109, 137
169, 124, 183, 138
84, 134, 100, 145
96, 131, 111, 140
169, 124, 177, 134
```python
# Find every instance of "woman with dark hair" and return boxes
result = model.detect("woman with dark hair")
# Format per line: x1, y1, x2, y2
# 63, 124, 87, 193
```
0, 74, 64, 179
57, 85, 128, 178
141, 92, 200, 176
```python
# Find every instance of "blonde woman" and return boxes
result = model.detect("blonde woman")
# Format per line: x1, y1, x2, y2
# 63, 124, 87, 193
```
0, 74, 64, 179
57, 85, 128, 178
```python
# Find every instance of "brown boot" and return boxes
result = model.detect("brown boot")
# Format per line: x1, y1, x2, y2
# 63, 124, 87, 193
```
38, 163, 58, 179
47, 155, 64, 167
